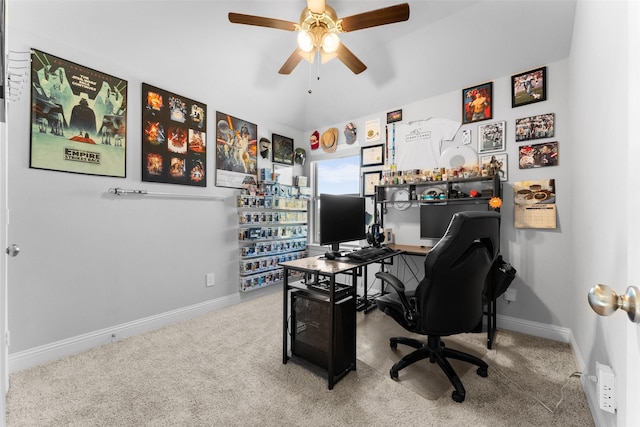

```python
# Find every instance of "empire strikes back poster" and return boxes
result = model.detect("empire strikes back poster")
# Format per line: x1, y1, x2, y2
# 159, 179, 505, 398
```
30, 48, 127, 177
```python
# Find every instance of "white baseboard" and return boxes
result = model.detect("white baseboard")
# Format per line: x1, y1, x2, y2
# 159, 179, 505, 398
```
8, 298, 573, 375
8, 293, 241, 374
496, 314, 572, 343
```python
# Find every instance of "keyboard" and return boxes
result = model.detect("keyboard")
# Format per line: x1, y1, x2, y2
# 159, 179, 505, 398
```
345, 246, 396, 261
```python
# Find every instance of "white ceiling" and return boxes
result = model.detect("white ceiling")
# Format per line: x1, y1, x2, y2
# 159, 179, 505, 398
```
13, 0, 576, 133
219, 0, 577, 131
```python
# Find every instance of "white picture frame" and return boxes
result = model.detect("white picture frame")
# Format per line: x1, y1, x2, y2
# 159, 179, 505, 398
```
478, 120, 506, 153
480, 153, 508, 182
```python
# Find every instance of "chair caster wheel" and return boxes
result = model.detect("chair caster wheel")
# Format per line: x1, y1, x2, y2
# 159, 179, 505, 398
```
390, 369, 399, 380
477, 367, 488, 377
452, 391, 465, 402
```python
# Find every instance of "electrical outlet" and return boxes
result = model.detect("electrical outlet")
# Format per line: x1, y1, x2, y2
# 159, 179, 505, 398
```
504, 288, 517, 302
206, 273, 215, 287
597, 362, 616, 413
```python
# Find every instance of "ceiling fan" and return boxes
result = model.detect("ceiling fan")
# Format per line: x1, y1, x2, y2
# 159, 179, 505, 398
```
228, 1, 410, 75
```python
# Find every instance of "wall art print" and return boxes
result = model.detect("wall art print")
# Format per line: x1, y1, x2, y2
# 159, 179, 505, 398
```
519, 141, 558, 169
215, 111, 258, 188
462, 81, 492, 124
30, 48, 127, 177
142, 83, 207, 186
478, 121, 506, 153
511, 66, 547, 108
515, 113, 555, 142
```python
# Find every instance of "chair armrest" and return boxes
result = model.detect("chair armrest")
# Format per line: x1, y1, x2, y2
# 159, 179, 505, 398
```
376, 271, 412, 312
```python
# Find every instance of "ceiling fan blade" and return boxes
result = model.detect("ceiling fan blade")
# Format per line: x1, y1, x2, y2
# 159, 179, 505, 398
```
228, 12, 297, 31
307, 0, 326, 14
278, 49, 306, 75
340, 3, 410, 32
335, 43, 367, 75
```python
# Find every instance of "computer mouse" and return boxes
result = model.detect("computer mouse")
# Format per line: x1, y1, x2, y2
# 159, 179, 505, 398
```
324, 252, 336, 260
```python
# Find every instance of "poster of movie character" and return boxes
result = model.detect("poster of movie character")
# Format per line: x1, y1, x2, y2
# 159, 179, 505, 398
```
142, 83, 207, 186
215, 111, 257, 188
30, 49, 127, 177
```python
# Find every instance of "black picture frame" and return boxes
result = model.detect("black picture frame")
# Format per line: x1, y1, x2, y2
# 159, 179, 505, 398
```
515, 113, 555, 142
362, 171, 381, 196
518, 141, 558, 169
360, 144, 385, 167
511, 66, 547, 108
272, 134, 294, 165
386, 109, 402, 123
462, 82, 493, 124
142, 83, 207, 187
29, 48, 128, 178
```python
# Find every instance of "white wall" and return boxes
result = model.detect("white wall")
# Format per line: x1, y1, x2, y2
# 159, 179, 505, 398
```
305, 58, 574, 332
6, 1, 304, 356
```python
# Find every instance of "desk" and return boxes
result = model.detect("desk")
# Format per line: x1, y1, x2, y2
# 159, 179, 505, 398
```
281, 250, 403, 389
388, 243, 431, 256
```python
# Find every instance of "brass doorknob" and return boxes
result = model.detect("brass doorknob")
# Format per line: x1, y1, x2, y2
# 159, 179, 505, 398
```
588, 284, 639, 323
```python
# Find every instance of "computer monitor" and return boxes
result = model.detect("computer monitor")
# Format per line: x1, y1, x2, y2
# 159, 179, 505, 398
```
319, 193, 366, 255
420, 201, 490, 240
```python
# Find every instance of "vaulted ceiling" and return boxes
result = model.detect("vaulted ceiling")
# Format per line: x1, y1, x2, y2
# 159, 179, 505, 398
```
219, 0, 576, 131
11, 1, 576, 133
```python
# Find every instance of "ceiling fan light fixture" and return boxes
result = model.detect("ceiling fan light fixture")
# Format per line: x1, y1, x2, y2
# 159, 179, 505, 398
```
297, 30, 315, 53
307, 0, 325, 15
321, 32, 340, 54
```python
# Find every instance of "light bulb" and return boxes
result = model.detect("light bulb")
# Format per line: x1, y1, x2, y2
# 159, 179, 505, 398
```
297, 31, 315, 53
322, 32, 340, 54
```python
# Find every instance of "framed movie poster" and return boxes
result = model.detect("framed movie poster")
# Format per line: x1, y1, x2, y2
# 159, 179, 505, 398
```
462, 82, 492, 124
215, 111, 258, 188
142, 83, 207, 186
30, 49, 127, 177
512, 66, 547, 108
272, 134, 294, 165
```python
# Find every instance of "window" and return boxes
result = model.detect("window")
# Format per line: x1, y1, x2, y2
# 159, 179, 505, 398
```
311, 155, 361, 244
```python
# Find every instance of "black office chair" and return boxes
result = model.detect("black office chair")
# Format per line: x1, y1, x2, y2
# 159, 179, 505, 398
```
375, 211, 501, 402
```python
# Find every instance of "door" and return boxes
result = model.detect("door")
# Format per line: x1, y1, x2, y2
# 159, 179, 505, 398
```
0, 119, 8, 427
1, 1, 9, 424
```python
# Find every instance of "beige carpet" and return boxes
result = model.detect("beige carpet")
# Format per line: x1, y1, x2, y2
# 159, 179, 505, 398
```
6, 290, 594, 426
356, 308, 487, 400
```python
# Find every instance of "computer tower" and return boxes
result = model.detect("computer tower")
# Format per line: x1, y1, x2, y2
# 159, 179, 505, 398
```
290, 290, 355, 374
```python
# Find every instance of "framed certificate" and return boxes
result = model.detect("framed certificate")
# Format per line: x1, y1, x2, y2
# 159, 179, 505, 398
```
362, 171, 381, 196
361, 144, 384, 167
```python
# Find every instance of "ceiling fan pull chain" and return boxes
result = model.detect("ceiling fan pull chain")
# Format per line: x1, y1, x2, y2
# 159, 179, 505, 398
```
307, 59, 313, 94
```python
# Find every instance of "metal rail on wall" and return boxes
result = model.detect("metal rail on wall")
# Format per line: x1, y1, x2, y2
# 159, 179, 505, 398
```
107, 187, 226, 201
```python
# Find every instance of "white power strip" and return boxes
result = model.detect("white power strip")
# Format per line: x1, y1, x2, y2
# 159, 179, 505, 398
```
596, 362, 616, 414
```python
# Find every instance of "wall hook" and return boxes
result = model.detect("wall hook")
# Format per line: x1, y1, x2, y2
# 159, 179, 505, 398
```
588, 284, 640, 323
